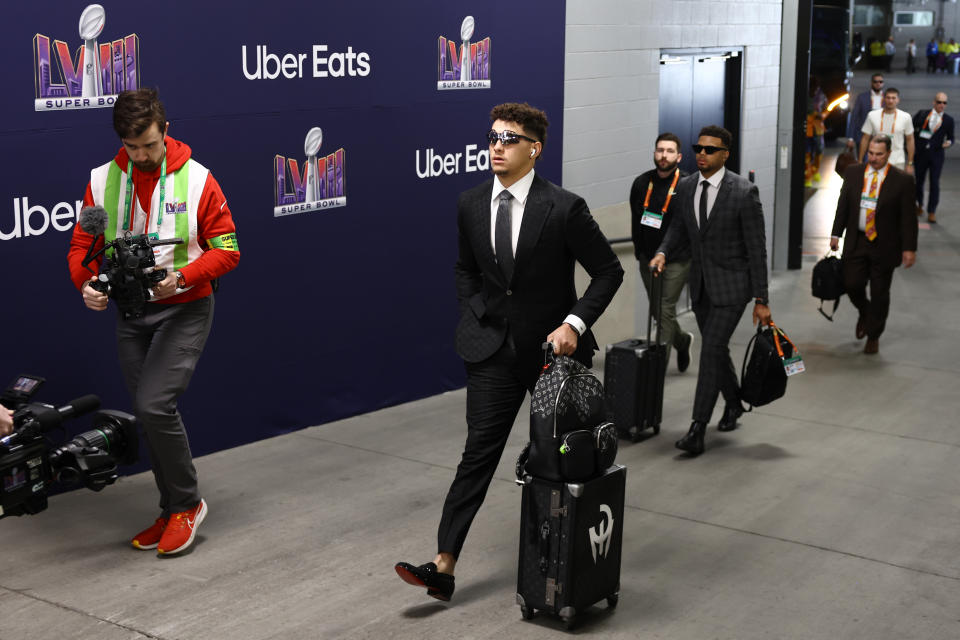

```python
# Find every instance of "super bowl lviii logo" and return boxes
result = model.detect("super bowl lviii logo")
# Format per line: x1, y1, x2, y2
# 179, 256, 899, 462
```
437, 16, 490, 90
33, 4, 140, 111
274, 128, 346, 217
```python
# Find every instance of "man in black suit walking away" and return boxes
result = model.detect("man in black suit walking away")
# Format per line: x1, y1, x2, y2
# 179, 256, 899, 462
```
650, 125, 772, 457
913, 92, 955, 223
831, 134, 918, 355
395, 103, 623, 601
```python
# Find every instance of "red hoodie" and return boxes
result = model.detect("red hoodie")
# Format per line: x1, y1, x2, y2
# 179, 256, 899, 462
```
67, 136, 239, 304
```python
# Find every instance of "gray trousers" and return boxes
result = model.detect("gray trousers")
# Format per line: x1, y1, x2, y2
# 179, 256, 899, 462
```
691, 290, 746, 423
116, 296, 214, 515
639, 259, 692, 364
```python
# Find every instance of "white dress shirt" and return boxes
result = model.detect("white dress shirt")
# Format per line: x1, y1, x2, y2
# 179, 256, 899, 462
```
489, 169, 585, 336
695, 166, 726, 227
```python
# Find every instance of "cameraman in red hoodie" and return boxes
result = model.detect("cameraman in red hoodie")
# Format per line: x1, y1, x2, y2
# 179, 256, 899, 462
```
67, 88, 239, 556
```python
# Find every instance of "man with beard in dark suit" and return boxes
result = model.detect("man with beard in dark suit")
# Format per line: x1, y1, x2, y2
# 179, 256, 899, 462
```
650, 125, 772, 457
395, 103, 623, 601
831, 134, 918, 354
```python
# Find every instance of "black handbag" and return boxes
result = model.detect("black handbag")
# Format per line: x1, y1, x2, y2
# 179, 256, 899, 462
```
740, 323, 795, 410
522, 344, 610, 482
812, 252, 845, 321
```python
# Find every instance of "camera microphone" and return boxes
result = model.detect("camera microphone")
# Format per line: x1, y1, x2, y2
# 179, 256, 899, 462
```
79, 206, 109, 270
58, 395, 101, 421
79, 206, 108, 236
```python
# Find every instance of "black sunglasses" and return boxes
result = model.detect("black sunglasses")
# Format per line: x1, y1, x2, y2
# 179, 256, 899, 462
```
692, 144, 728, 155
487, 130, 538, 146
936, 100, 948, 105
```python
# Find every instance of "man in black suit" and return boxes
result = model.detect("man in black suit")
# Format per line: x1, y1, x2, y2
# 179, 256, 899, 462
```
831, 134, 918, 355
913, 92, 955, 223
650, 125, 771, 457
395, 103, 623, 601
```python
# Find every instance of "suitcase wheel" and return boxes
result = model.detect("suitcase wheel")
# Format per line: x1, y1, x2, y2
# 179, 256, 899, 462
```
607, 593, 619, 608
520, 605, 535, 620
652, 423, 660, 435
562, 615, 576, 630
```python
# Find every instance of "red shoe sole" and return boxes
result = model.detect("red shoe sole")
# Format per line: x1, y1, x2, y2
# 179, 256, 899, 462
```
395, 565, 426, 588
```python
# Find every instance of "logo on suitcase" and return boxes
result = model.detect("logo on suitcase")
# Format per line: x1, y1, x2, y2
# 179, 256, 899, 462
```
589, 504, 614, 562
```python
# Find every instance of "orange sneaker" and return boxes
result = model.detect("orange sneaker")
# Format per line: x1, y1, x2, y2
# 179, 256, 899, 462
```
132, 517, 168, 550
157, 499, 207, 555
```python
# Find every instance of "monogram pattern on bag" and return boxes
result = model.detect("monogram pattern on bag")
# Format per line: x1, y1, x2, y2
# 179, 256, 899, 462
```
531, 356, 603, 423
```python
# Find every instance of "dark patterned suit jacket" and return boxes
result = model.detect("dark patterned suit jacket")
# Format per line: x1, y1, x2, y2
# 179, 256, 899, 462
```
658, 169, 768, 306
453, 173, 623, 369
832, 163, 918, 268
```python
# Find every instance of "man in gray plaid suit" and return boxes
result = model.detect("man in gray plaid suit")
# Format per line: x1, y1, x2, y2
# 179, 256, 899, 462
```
650, 125, 772, 456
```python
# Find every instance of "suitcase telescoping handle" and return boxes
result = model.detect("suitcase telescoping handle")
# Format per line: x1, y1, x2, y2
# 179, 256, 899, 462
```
648, 265, 664, 345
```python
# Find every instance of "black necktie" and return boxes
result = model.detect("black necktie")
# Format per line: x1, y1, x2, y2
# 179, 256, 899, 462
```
495, 191, 515, 282
698, 181, 709, 230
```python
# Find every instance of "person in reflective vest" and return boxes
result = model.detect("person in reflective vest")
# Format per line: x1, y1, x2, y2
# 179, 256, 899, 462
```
67, 88, 240, 556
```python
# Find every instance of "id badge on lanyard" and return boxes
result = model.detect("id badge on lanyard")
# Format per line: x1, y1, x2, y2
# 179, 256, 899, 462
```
640, 169, 679, 229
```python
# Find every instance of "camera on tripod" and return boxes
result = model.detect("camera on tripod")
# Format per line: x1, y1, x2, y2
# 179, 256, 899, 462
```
0, 374, 138, 519
83, 231, 183, 320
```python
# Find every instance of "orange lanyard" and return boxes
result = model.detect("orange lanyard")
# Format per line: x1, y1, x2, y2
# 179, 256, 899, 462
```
879, 110, 896, 133
861, 165, 888, 195
922, 110, 942, 133
642, 168, 680, 214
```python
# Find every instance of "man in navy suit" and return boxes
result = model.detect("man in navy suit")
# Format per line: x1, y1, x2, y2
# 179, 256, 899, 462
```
847, 73, 885, 159
395, 103, 623, 601
913, 92, 955, 223
650, 125, 772, 457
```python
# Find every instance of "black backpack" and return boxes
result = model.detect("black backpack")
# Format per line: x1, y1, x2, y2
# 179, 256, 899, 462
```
520, 345, 616, 482
812, 254, 845, 321
740, 326, 792, 410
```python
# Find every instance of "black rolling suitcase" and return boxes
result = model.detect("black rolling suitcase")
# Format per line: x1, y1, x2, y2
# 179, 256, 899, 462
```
516, 464, 625, 630
604, 269, 667, 441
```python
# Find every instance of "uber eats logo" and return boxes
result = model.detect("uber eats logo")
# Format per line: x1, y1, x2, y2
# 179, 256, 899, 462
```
1, 198, 83, 240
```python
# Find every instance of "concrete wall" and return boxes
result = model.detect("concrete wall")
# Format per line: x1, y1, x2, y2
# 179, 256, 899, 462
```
563, 0, 784, 344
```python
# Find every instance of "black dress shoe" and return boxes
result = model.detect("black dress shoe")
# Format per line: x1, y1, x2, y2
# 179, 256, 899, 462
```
395, 561, 455, 601
675, 421, 706, 456
676, 331, 694, 373
855, 317, 866, 340
717, 404, 744, 432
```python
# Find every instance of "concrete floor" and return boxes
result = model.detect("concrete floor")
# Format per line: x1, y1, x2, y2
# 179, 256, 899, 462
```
3, 71, 960, 639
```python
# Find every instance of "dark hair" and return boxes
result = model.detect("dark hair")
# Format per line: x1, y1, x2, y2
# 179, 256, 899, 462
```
869, 134, 892, 152
883, 87, 900, 98
113, 88, 167, 139
490, 102, 549, 148
871, 73, 884, 82
698, 125, 733, 150
655, 132, 682, 150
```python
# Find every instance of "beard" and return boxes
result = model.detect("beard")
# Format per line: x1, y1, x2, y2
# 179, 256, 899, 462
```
656, 158, 679, 173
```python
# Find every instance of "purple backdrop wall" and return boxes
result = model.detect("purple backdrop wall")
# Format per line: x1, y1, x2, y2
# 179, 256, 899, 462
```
0, 2, 566, 467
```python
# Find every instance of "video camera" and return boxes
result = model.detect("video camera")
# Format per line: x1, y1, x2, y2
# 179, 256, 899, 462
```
0, 374, 138, 519
79, 206, 183, 320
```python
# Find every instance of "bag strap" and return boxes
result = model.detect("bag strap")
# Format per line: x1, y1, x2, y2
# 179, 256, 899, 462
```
769, 322, 798, 358
739, 328, 761, 413
817, 297, 840, 321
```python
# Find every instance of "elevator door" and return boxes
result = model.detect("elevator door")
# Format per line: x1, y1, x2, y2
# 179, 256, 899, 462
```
659, 50, 742, 175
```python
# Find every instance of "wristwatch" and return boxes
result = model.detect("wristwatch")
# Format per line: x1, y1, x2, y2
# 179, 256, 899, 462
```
176, 271, 186, 288
755, 296, 769, 306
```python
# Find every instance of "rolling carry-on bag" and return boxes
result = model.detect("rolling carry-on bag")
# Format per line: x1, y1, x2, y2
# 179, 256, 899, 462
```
516, 464, 625, 630
603, 269, 667, 441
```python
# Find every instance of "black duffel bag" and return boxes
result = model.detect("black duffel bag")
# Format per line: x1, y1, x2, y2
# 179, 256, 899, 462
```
740, 324, 794, 410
